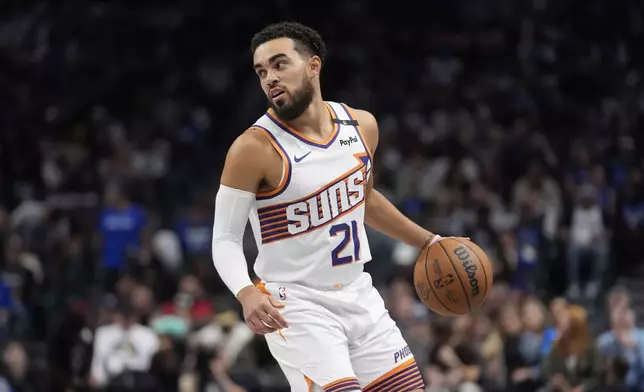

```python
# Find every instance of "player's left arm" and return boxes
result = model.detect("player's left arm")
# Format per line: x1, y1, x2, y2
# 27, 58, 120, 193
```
350, 108, 438, 249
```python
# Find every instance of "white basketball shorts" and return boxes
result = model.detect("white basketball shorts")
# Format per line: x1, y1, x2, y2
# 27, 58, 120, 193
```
259, 272, 425, 392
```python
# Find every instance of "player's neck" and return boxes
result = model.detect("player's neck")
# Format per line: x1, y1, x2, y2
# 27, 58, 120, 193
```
286, 98, 333, 138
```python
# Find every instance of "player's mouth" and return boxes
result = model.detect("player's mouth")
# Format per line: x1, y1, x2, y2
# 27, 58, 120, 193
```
269, 88, 286, 100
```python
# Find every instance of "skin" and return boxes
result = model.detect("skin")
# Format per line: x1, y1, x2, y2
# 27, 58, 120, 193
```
219, 36, 435, 390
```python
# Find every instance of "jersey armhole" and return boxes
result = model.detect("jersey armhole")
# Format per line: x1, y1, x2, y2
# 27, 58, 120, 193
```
252, 125, 292, 200
339, 103, 373, 163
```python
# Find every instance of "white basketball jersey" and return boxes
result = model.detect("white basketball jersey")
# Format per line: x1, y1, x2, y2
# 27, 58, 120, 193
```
248, 101, 373, 289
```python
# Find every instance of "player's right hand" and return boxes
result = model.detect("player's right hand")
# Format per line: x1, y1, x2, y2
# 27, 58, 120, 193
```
237, 286, 289, 335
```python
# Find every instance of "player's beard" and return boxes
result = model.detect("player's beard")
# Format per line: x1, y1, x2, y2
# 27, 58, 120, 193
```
268, 77, 315, 122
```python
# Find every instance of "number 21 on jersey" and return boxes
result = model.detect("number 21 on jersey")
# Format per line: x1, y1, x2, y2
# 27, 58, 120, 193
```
329, 220, 360, 266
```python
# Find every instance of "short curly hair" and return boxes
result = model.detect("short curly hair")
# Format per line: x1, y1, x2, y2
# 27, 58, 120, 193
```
250, 22, 326, 66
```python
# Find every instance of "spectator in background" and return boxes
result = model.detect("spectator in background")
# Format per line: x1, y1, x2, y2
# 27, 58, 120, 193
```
151, 229, 185, 276
130, 284, 155, 326
427, 319, 483, 392
206, 354, 248, 392
1, 234, 39, 338
512, 159, 561, 229
173, 204, 213, 263
149, 334, 184, 392
511, 197, 544, 294
541, 298, 570, 356
465, 187, 511, 284
97, 185, 148, 292
0, 341, 35, 392
598, 287, 633, 333
0, 282, 31, 347
470, 313, 504, 390
596, 356, 633, 392
590, 165, 616, 216
47, 304, 92, 392
521, 297, 548, 363
597, 307, 644, 391
506, 298, 548, 391
194, 310, 253, 369
564, 142, 593, 192
613, 167, 644, 273
160, 275, 213, 328
500, 304, 538, 392
562, 184, 609, 299
607, 287, 632, 313
542, 306, 602, 392
89, 302, 159, 389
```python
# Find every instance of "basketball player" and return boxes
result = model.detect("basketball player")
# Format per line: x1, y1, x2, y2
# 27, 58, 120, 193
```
213, 22, 448, 392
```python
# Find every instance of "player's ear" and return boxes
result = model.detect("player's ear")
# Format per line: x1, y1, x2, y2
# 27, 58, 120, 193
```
308, 56, 322, 77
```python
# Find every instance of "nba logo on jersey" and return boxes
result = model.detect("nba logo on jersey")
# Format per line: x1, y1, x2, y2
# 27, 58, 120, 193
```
278, 286, 287, 300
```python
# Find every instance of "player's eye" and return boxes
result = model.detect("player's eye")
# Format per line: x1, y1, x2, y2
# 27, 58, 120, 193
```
257, 69, 267, 78
275, 61, 287, 70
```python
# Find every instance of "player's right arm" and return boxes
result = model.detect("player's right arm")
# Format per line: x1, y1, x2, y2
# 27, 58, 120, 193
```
213, 127, 289, 334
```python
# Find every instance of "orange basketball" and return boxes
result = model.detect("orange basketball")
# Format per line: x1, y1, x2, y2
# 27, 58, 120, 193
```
413, 238, 493, 316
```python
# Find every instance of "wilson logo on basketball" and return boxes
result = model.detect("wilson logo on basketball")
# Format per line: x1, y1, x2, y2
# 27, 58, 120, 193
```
433, 274, 456, 289
453, 246, 480, 296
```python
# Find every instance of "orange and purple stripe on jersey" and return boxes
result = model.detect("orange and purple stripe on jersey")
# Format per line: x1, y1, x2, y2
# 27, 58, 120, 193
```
257, 152, 371, 244
266, 102, 341, 149
253, 125, 293, 201
322, 377, 361, 392
362, 359, 425, 392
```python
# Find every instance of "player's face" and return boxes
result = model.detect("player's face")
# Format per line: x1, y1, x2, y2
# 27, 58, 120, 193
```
253, 38, 320, 121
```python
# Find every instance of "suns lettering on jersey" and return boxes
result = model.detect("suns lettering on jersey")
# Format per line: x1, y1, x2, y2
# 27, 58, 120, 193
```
257, 153, 371, 244
286, 169, 364, 234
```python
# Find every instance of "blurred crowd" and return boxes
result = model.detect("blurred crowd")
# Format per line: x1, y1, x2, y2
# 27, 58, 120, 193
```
1, 0, 644, 391
394, 282, 644, 392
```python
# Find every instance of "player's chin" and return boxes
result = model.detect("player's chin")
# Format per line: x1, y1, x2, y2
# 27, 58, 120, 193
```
272, 95, 289, 107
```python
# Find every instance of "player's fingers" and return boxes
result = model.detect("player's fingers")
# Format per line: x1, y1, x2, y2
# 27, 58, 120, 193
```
246, 318, 264, 334
260, 318, 279, 333
264, 304, 289, 328
257, 310, 280, 332
249, 316, 274, 335
268, 314, 285, 329
438, 236, 470, 242
268, 312, 288, 329
268, 296, 285, 309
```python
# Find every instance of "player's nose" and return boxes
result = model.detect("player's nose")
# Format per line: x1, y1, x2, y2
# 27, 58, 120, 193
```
265, 70, 279, 85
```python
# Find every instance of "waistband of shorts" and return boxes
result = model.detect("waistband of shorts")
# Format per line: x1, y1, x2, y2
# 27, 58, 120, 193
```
261, 271, 369, 292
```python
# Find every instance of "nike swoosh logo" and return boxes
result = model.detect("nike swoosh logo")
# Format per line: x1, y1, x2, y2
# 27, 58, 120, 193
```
294, 151, 311, 163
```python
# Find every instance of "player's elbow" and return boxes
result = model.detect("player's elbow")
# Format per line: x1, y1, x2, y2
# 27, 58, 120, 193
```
212, 232, 242, 247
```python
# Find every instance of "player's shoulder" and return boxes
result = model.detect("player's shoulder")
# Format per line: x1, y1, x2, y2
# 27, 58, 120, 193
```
343, 105, 377, 129
227, 126, 274, 161
343, 104, 379, 151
